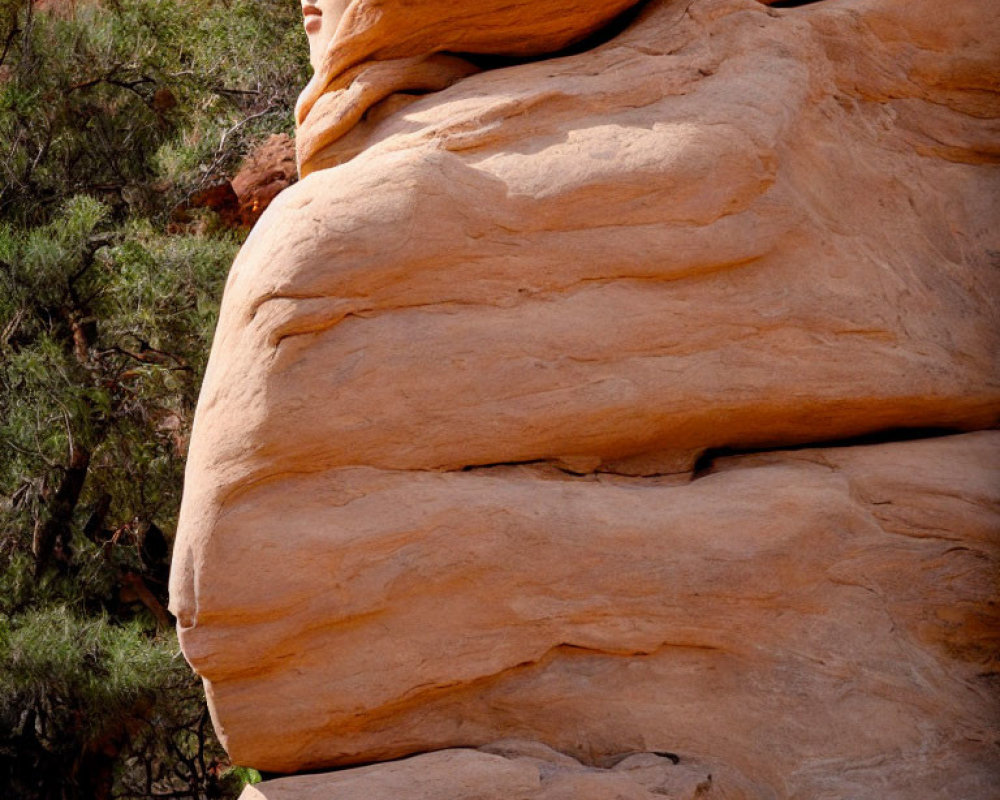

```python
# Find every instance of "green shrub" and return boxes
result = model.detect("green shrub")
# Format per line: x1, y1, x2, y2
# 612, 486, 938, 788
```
0, 1, 309, 797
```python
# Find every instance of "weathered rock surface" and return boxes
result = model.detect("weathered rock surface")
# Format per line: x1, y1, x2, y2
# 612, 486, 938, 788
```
173, 0, 1000, 496
169, 0, 1000, 795
295, 0, 647, 173
242, 743, 716, 800
190, 431, 999, 796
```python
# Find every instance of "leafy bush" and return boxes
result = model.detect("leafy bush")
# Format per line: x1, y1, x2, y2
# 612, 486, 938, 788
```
0, 0, 309, 797
0, 0, 306, 227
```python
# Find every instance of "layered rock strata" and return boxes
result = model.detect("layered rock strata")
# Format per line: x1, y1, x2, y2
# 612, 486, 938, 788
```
170, 0, 1000, 796
294, 0, 647, 173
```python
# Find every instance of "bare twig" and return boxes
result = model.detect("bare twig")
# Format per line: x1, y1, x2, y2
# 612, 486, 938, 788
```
212, 86, 261, 97
197, 104, 279, 183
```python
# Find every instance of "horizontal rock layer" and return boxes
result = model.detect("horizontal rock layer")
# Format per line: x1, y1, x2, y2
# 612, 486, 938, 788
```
204, 431, 999, 797
242, 743, 717, 800
173, 0, 1000, 502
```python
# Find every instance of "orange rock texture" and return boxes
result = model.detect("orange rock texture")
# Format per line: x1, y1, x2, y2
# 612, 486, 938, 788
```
231, 134, 297, 228
168, 0, 1000, 796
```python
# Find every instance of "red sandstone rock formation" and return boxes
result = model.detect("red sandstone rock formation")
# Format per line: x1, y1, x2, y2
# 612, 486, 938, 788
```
173, 135, 297, 231
231, 134, 297, 228
168, 0, 1000, 796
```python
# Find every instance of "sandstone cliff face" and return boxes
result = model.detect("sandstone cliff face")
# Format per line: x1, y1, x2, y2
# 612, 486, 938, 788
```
168, 0, 999, 796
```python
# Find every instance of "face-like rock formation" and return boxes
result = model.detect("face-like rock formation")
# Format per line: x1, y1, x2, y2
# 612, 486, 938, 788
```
169, 0, 1000, 796
294, 0, 647, 175
301, 0, 349, 72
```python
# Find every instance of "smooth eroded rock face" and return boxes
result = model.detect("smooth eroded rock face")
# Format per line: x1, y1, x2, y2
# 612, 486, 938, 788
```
169, 0, 1000, 795
294, 0, 648, 173
193, 431, 999, 796
241, 743, 716, 800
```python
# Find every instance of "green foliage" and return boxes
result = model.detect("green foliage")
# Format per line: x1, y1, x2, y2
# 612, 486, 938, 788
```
0, 0, 306, 227
0, 607, 179, 741
0, 0, 309, 797
223, 766, 264, 789
0, 196, 238, 798
0, 604, 243, 798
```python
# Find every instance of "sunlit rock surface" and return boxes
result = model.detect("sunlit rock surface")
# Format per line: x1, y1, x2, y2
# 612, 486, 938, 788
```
215, 432, 999, 796
170, 0, 1000, 795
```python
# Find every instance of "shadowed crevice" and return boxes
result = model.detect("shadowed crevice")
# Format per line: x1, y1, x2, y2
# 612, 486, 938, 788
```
692, 425, 970, 478
458, 0, 656, 72
762, 0, 829, 7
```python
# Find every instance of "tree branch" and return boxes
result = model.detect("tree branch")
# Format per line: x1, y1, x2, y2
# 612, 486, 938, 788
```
0, 16, 19, 68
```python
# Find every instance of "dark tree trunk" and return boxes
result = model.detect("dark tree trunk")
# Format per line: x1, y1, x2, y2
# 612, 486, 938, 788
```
32, 445, 90, 576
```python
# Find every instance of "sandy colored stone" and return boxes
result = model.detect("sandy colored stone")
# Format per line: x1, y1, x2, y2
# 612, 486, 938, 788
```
187, 431, 999, 796
295, 0, 647, 173
171, 0, 1000, 505
170, 0, 1000, 795
240, 744, 715, 800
